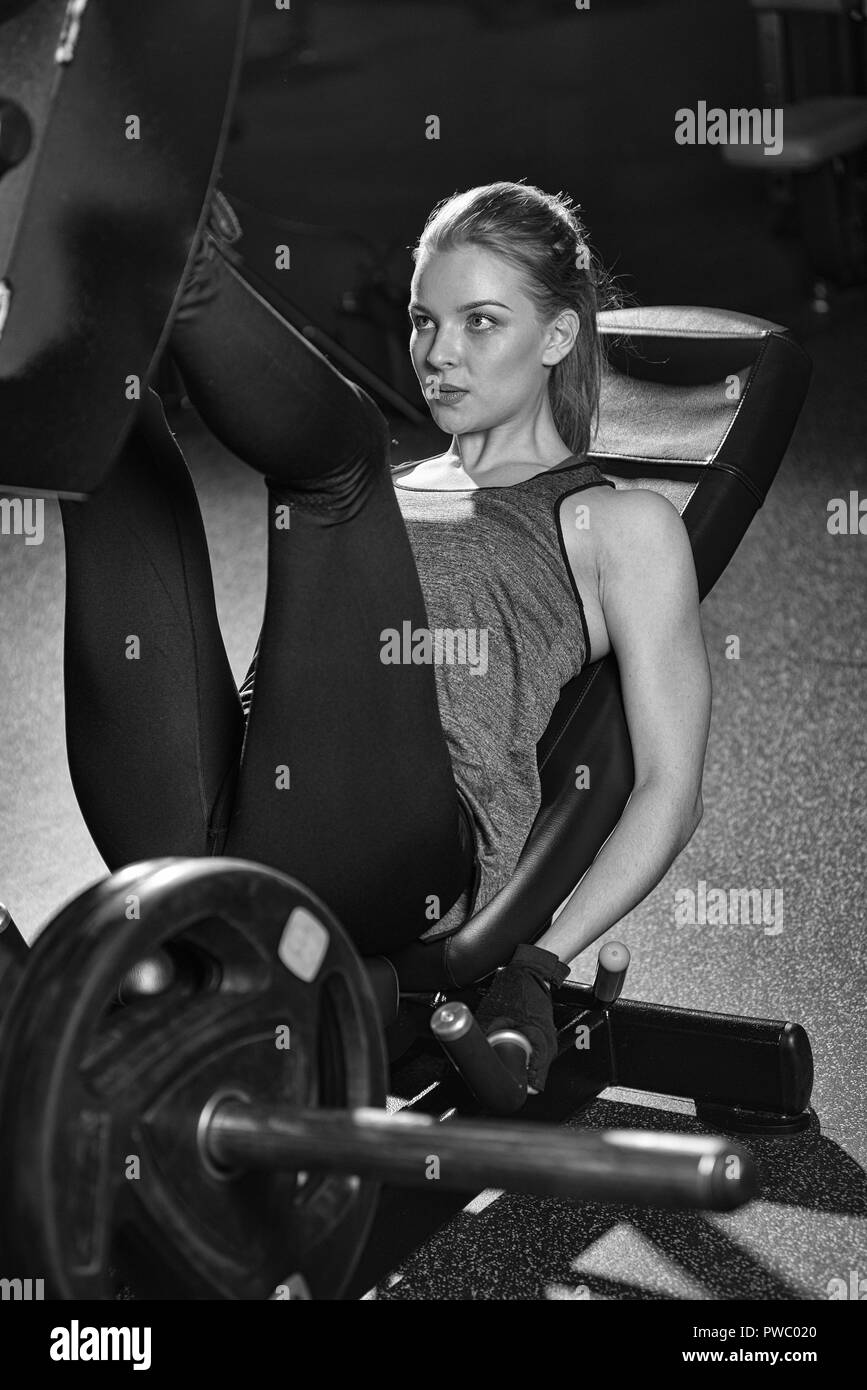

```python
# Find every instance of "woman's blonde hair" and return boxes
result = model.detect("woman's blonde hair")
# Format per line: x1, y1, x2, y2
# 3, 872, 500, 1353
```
413, 180, 619, 459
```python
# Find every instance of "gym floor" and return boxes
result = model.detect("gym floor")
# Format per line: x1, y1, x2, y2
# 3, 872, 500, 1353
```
1, 0, 865, 1299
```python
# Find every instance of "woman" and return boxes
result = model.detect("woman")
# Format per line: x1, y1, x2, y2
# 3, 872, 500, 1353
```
58, 180, 710, 1094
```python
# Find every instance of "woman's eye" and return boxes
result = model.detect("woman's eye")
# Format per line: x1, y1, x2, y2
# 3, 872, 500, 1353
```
410, 312, 496, 332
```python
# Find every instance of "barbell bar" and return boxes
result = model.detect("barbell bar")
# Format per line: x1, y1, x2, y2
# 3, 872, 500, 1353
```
203, 1097, 757, 1210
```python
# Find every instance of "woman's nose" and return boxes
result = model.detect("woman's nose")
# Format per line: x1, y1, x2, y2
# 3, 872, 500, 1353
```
426, 328, 460, 369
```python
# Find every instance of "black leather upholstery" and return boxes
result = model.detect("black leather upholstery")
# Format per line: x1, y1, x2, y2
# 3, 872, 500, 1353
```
384, 306, 811, 991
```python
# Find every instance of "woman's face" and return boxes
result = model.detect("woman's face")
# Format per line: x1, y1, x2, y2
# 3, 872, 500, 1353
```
409, 243, 566, 433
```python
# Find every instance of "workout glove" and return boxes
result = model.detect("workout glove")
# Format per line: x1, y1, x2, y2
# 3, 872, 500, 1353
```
474, 943, 570, 1094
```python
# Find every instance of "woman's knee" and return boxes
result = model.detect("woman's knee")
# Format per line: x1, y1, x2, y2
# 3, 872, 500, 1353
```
265, 383, 391, 523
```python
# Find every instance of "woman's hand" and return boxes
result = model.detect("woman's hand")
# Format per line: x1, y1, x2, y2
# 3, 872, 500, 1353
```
474, 943, 571, 1093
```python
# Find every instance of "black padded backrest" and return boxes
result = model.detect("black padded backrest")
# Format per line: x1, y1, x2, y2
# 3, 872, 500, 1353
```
386, 306, 811, 991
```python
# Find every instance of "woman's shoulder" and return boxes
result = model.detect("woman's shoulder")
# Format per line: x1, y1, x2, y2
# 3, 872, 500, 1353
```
583, 483, 684, 545
565, 483, 692, 599
560, 479, 685, 529
556, 472, 620, 534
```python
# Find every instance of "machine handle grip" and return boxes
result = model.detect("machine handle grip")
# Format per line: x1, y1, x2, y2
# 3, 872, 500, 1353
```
430, 1001, 529, 1114
592, 941, 631, 1004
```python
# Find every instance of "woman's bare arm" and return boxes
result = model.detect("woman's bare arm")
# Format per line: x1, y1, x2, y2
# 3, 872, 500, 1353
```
535, 489, 711, 963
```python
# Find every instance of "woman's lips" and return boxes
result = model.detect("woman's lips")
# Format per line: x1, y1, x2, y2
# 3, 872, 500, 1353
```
432, 388, 468, 405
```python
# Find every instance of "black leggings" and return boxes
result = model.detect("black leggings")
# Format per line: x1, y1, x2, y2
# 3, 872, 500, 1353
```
58, 249, 475, 955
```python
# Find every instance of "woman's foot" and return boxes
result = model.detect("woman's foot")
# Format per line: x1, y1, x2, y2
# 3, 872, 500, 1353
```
175, 189, 244, 325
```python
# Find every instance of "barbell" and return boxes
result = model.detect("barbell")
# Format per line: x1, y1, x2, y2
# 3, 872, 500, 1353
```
0, 858, 757, 1300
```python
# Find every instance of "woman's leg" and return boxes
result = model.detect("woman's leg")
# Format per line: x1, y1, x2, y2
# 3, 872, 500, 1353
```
59, 388, 245, 869
169, 237, 474, 955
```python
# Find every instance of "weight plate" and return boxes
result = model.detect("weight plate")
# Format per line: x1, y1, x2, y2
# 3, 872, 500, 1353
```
0, 0, 250, 495
0, 857, 388, 1299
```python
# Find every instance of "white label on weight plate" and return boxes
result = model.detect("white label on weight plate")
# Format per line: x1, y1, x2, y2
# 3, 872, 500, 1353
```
278, 907, 329, 982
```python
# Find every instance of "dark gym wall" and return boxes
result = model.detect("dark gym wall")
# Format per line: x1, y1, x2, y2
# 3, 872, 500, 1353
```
222, 0, 805, 372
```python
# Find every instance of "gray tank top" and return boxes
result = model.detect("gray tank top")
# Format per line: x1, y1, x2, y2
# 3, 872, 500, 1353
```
393, 456, 616, 937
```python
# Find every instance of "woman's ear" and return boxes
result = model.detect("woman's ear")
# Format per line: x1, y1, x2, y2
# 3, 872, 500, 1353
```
541, 308, 580, 367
